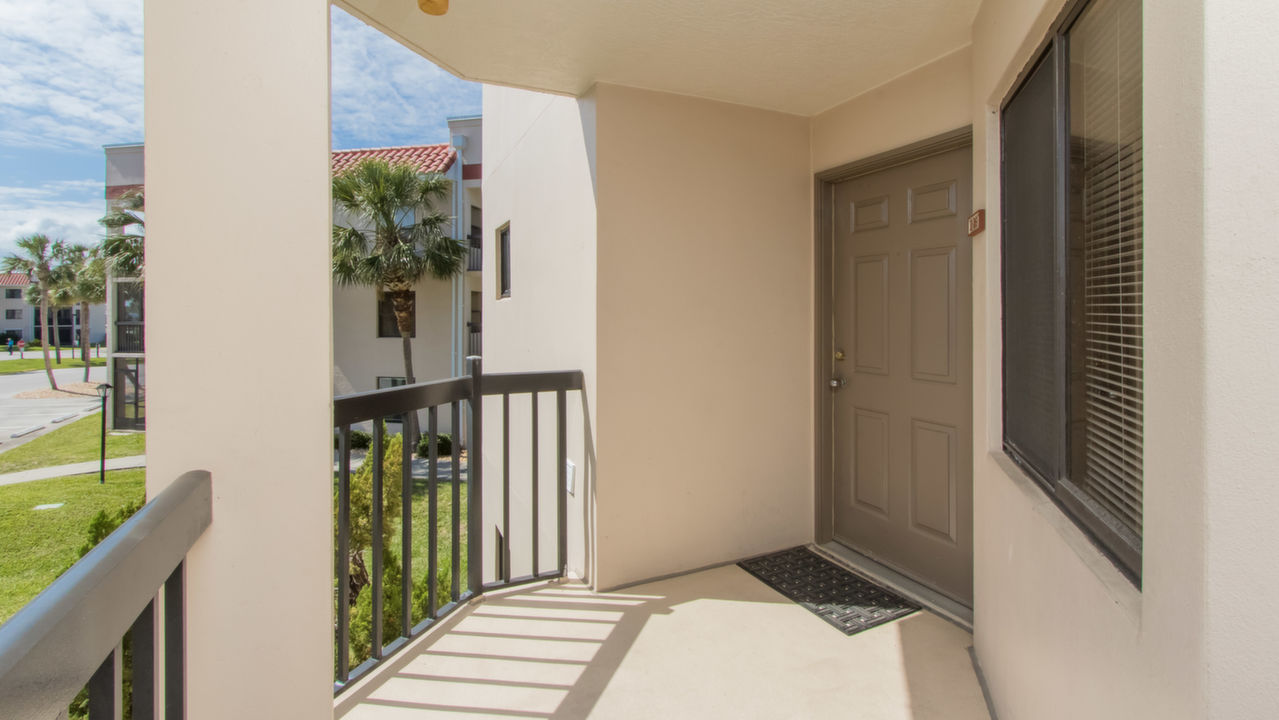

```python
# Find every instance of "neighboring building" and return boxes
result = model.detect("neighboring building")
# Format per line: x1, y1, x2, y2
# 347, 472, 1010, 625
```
18, 3, 1275, 720
0, 274, 29, 343
104, 143, 146, 429
331, 119, 483, 436
0, 272, 106, 348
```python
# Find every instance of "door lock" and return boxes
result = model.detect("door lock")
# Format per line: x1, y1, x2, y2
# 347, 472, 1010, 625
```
834, 349, 846, 362
829, 377, 846, 390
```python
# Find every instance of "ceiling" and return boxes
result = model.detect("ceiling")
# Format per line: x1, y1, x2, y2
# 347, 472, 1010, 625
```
338, 0, 982, 116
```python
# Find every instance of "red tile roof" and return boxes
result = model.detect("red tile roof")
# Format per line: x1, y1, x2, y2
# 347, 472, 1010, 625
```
331, 144, 457, 176
0, 273, 30, 287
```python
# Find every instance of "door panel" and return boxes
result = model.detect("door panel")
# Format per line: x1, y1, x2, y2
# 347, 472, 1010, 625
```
830, 146, 973, 604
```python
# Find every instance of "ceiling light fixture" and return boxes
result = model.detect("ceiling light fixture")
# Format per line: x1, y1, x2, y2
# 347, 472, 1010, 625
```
418, 0, 449, 15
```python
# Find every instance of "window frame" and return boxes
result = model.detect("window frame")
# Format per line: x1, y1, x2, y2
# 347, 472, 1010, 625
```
999, 0, 1144, 585
377, 292, 416, 339
497, 222, 511, 299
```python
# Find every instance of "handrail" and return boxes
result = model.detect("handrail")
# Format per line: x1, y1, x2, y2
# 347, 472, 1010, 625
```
332, 360, 584, 694
0, 470, 213, 719
333, 369, 584, 425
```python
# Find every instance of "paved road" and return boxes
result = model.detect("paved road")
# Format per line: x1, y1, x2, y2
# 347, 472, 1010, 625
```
0, 365, 109, 449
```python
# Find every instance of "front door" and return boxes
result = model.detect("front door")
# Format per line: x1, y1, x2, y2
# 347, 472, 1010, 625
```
830, 145, 973, 604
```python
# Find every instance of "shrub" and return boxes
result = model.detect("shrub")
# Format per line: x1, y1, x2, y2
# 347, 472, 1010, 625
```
335, 429, 373, 450
415, 432, 452, 457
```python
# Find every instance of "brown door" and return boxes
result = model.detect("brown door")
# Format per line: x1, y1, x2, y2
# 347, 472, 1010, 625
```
830, 145, 973, 604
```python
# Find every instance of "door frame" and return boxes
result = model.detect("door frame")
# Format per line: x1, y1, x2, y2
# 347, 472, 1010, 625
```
813, 126, 974, 544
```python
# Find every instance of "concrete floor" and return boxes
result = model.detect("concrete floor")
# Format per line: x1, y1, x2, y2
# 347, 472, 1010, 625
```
337, 564, 991, 720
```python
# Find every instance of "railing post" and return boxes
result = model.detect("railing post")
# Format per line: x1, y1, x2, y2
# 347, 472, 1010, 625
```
370, 421, 384, 658
557, 389, 567, 576
467, 356, 483, 594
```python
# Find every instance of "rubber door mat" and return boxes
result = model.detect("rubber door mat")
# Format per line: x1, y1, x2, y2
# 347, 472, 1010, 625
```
738, 547, 918, 636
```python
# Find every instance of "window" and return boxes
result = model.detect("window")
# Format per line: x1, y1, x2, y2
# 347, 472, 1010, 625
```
4, 309, 20, 320
1001, 0, 1143, 582
497, 224, 511, 298
4, 289, 20, 299
376, 377, 408, 426
377, 292, 416, 338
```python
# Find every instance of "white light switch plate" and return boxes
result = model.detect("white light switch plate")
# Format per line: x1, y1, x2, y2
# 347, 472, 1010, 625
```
566, 459, 576, 496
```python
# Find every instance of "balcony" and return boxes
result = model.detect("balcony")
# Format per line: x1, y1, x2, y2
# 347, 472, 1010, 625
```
336, 566, 990, 720
467, 234, 482, 272
115, 321, 144, 353
0, 363, 990, 719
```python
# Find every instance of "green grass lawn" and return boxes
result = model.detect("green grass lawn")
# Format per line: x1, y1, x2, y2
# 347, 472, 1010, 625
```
0, 357, 106, 375
0, 415, 145, 474
0, 469, 146, 623
404, 477, 469, 622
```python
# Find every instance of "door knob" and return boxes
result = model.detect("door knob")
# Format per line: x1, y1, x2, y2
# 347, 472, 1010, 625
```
829, 377, 846, 390
834, 349, 846, 361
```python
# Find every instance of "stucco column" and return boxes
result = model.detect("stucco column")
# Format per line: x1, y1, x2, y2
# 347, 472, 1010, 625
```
1200, 0, 1279, 716
144, 1, 333, 717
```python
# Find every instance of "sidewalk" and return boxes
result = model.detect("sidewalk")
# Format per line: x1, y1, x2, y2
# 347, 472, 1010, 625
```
0, 455, 147, 487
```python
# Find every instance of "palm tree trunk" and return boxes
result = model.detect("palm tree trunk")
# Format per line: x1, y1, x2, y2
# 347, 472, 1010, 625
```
400, 331, 419, 448
53, 309, 62, 364
81, 301, 91, 382
39, 294, 56, 390
391, 290, 419, 449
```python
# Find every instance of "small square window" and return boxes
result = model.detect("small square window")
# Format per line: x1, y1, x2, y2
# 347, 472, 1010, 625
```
4, 289, 21, 299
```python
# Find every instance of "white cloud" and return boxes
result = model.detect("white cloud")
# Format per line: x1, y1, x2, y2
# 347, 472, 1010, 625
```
0, 0, 143, 149
330, 7, 481, 149
0, 179, 104, 258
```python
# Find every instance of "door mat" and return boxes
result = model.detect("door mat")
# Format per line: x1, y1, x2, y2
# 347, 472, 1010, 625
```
738, 546, 918, 636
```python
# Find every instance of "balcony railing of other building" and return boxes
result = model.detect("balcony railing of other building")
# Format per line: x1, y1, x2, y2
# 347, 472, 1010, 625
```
466, 231, 481, 272
0, 471, 213, 719
116, 321, 144, 353
333, 357, 583, 694
468, 329, 481, 357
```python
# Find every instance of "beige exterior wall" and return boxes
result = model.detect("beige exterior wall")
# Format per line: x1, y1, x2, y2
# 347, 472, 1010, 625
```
592, 84, 814, 589
143, 0, 334, 717
333, 276, 459, 431
811, 46, 973, 172
480, 85, 597, 583
1198, 0, 1279, 715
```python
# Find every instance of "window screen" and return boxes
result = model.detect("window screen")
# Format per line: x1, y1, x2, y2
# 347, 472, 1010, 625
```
1002, 48, 1064, 485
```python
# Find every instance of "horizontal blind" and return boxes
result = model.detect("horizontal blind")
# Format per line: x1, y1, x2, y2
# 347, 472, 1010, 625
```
1068, 0, 1143, 541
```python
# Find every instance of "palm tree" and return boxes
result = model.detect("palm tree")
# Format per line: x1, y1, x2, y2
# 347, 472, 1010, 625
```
50, 244, 107, 382
3, 234, 62, 390
332, 159, 467, 445
100, 189, 145, 279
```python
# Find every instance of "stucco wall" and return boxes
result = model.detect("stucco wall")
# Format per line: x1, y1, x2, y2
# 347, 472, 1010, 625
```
480, 84, 597, 584
968, 0, 1209, 717
593, 84, 813, 589
812, 46, 973, 172
332, 277, 458, 431
143, 0, 334, 716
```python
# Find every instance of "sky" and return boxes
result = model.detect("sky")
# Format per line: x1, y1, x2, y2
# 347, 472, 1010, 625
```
0, 0, 482, 259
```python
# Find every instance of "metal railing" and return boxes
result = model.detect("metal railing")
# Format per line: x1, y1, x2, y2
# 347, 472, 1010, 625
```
0, 471, 213, 719
116, 322, 144, 353
466, 244, 482, 272
468, 330, 481, 357
333, 357, 583, 693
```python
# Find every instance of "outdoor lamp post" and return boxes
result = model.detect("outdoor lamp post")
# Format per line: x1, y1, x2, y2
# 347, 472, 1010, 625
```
96, 383, 111, 484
